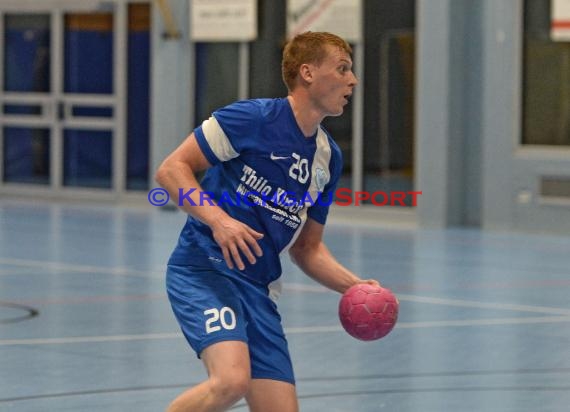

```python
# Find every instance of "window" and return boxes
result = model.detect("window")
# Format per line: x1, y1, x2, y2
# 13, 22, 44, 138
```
523, 0, 570, 146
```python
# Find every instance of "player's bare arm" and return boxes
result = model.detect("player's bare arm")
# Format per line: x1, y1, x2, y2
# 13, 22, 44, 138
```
289, 218, 379, 293
155, 133, 263, 270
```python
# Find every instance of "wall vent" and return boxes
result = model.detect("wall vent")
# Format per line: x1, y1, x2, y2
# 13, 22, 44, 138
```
539, 176, 570, 205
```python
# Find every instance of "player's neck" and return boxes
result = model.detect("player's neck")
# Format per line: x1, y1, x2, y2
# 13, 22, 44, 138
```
287, 95, 321, 138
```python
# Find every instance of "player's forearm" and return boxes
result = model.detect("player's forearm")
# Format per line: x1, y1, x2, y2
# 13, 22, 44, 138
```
155, 160, 228, 227
290, 243, 360, 293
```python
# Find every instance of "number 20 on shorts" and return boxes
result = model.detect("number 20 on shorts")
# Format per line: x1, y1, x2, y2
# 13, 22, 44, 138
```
204, 307, 237, 334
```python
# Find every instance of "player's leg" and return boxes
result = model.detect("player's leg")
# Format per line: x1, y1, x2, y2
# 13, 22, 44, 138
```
237, 279, 299, 412
166, 265, 251, 412
245, 378, 299, 412
167, 340, 251, 412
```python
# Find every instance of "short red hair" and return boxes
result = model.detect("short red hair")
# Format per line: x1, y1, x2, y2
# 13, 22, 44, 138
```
282, 31, 352, 91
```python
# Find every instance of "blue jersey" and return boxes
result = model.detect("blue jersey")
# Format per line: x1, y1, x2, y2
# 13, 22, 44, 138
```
168, 97, 342, 287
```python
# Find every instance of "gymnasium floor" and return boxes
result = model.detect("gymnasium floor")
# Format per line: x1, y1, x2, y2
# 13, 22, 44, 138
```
1, 199, 569, 411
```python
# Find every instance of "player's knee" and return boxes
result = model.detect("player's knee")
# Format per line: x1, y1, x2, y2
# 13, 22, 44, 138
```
210, 372, 251, 404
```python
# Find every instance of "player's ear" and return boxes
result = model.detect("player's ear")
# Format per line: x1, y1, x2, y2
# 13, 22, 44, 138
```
299, 63, 313, 84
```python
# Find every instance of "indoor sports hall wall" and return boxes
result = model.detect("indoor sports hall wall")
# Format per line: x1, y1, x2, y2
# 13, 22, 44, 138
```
416, 0, 570, 233
1, 0, 569, 234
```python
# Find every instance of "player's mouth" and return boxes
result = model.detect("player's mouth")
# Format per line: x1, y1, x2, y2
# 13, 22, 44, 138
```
343, 93, 352, 105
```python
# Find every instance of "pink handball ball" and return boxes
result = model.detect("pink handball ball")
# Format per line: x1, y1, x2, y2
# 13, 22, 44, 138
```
339, 283, 399, 341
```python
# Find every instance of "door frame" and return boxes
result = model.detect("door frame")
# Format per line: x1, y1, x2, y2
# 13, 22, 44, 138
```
0, 0, 130, 200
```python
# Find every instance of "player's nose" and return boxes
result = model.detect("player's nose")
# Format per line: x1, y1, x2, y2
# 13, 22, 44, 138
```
349, 70, 358, 86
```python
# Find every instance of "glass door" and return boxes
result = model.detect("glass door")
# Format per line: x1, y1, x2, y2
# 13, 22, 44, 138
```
1, 12, 52, 185
0, 0, 128, 194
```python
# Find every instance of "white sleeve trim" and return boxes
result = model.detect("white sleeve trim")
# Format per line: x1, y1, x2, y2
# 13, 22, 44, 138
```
201, 116, 239, 161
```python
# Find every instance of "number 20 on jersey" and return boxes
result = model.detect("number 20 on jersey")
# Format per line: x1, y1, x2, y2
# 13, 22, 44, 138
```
204, 307, 237, 334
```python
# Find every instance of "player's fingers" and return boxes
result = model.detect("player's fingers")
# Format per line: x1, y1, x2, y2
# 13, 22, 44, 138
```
244, 232, 263, 257
361, 279, 381, 287
247, 226, 264, 240
221, 246, 234, 270
228, 243, 245, 271
237, 239, 257, 265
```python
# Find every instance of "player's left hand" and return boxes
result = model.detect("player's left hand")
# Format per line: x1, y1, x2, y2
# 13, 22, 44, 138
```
357, 278, 381, 288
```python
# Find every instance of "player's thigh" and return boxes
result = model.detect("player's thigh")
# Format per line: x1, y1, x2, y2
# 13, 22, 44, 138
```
246, 378, 299, 412
240, 285, 295, 384
201, 340, 251, 383
166, 265, 247, 356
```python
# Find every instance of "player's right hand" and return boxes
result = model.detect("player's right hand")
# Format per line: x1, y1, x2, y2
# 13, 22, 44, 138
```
210, 216, 264, 270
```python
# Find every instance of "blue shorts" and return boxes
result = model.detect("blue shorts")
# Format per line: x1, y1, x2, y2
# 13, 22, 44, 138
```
166, 264, 295, 385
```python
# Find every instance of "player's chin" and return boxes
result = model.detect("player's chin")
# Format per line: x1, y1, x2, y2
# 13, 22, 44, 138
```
328, 106, 345, 117
336, 99, 350, 115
